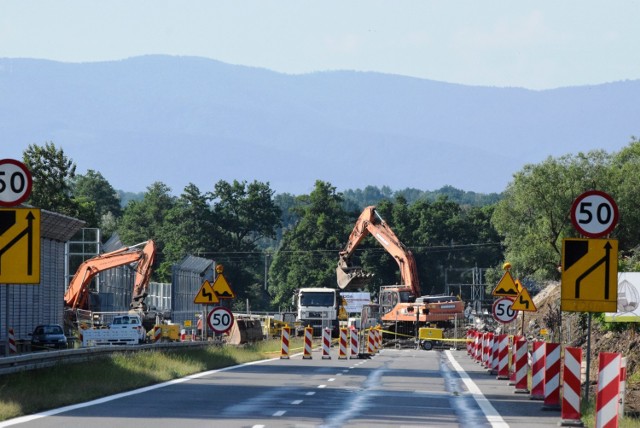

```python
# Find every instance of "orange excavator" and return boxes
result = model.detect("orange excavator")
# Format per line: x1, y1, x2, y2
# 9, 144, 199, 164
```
337, 206, 464, 331
64, 240, 159, 329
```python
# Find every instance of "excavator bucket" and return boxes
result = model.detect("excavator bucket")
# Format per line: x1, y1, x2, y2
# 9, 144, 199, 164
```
336, 265, 374, 290
227, 315, 264, 345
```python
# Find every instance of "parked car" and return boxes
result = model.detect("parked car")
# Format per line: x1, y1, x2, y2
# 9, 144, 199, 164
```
109, 314, 146, 343
30, 324, 68, 350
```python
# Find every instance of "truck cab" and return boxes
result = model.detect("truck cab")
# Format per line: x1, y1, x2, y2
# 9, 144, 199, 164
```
294, 288, 338, 337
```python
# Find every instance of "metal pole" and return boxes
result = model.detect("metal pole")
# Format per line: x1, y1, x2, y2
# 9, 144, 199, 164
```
584, 313, 592, 403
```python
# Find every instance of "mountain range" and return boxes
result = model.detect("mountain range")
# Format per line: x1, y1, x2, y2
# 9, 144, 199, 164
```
1, 55, 638, 196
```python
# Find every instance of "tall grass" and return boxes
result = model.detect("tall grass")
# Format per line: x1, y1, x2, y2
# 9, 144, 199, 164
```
0, 339, 299, 421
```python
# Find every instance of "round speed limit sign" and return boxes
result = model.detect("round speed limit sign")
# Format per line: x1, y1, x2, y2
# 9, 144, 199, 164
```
0, 159, 33, 207
570, 190, 619, 238
492, 297, 517, 324
207, 306, 234, 334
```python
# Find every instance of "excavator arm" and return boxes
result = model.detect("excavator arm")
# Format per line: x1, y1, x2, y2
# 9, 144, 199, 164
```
337, 206, 420, 297
64, 240, 156, 311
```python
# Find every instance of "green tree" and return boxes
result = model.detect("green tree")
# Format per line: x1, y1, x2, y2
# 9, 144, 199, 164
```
268, 180, 347, 308
73, 170, 122, 234
22, 142, 79, 216
491, 151, 614, 281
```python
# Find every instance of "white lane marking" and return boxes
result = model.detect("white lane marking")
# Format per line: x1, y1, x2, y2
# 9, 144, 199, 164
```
445, 350, 509, 428
306, 391, 316, 396
273, 410, 286, 417
252, 426, 265, 428
0, 357, 282, 428
328, 378, 335, 382
318, 384, 327, 388
291, 400, 303, 405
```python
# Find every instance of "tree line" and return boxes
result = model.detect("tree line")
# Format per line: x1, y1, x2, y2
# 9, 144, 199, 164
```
20, 139, 640, 311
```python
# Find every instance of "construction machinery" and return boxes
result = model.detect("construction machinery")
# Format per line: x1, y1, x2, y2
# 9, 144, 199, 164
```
337, 206, 464, 337
293, 287, 339, 336
64, 240, 164, 331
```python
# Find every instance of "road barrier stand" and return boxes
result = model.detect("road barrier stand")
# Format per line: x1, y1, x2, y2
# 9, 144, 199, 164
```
542, 342, 561, 410
303, 326, 313, 359
153, 326, 162, 343
474, 332, 482, 363
530, 341, 546, 400
466, 330, 474, 355
8, 328, 17, 354
490, 334, 500, 375
350, 328, 360, 359
508, 335, 522, 385
376, 327, 382, 352
180, 329, 187, 342
367, 328, 376, 355
321, 327, 332, 359
513, 339, 529, 394
560, 347, 583, 426
596, 352, 622, 428
338, 328, 348, 359
483, 333, 493, 369
497, 334, 510, 379
280, 326, 290, 359
620, 357, 627, 420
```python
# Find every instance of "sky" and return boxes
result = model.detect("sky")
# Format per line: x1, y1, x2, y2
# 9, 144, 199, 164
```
2, 1, 640, 90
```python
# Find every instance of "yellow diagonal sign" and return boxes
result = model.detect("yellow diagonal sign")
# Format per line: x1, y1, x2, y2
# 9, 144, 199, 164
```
492, 271, 519, 297
512, 287, 537, 312
0, 208, 41, 284
194, 279, 219, 304
212, 273, 235, 299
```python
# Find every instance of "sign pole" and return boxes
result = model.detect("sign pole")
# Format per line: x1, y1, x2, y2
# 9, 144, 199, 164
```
584, 312, 592, 403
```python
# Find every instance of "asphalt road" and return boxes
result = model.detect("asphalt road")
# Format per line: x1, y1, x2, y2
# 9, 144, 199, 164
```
1, 347, 564, 428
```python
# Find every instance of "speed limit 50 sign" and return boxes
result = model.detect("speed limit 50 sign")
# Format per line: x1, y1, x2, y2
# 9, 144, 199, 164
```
0, 159, 33, 207
571, 190, 619, 238
492, 297, 518, 324
207, 306, 235, 334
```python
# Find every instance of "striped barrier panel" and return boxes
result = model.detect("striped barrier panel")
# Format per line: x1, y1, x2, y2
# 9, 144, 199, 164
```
483, 333, 493, 369
322, 328, 332, 359
542, 342, 561, 410
475, 332, 482, 363
509, 335, 522, 385
8, 328, 17, 354
620, 356, 627, 419
367, 329, 376, 355
560, 347, 582, 425
496, 334, 510, 379
280, 327, 290, 359
303, 327, 313, 359
530, 341, 546, 400
490, 334, 500, 375
350, 328, 360, 359
376, 327, 382, 351
596, 352, 621, 428
513, 339, 529, 393
338, 328, 348, 359
153, 326, 162, 343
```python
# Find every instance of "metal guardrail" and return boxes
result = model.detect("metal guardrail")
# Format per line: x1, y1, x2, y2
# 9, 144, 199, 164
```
0, 341, 212, 376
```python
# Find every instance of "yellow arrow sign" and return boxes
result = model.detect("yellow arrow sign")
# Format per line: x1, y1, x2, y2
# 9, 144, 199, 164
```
511, 287, 537, 312
561, 238, 618, 312
194, 280, 219, 304
492, 271, 520, 297
212, 273, 235, 299
0, 208, 40, 284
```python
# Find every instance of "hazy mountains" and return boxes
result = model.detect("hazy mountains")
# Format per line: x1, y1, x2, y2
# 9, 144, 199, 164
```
1, 55, 638, 196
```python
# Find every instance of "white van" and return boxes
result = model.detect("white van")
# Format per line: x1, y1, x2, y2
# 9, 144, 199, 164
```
109, 314, 146, 343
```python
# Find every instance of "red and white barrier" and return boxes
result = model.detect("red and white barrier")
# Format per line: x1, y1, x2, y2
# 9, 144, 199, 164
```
367, 328, 376, 355
513, 338, 529, 393
560, 347, 582, 423
280, 326, 290, 359
530, 341, 546, 400
350, 328, 360, 359
8, 328, 17, 354
509, 335, 522, 385
620, 357, 627, 419
496, 334, 510, 379
338, 328, 348, 359
596, 352, 621, 428
490, 334, 500, 375
153, 326, 162, 343
322, 327, 332, 359
303, 327, 313, 359
543, 342, 561, 410
483, 333, 493, 369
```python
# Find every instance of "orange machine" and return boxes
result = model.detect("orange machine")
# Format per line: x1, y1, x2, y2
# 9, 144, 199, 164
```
64, 240, 157, 322
337, 206, 464, 328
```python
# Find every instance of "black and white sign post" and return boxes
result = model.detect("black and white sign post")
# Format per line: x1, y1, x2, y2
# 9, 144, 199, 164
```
569, 189, 619, 403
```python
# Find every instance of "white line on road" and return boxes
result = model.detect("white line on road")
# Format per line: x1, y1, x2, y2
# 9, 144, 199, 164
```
291, 400, 303, 405
318, 384, 327, 388
445, 351, 509, 428
273, 410, 286, 417
328, 378, 335, 382
306, 391, 316, 396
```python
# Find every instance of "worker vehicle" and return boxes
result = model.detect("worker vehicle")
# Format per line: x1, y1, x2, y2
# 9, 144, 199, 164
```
64, 240, 163, 331
337, 206, 465, 338
108, 314, 147, 343
293, 287, 339, 336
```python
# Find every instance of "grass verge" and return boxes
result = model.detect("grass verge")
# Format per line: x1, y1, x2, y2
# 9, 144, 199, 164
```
0, 339, 300, 422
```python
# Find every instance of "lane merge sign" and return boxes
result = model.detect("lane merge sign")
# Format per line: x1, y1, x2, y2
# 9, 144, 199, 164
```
570, 190, 619, 238
0, 208, 41, 283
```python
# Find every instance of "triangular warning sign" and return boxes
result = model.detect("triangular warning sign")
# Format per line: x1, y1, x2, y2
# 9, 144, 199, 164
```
492, 271, 520, 297
212, 273, 236, 299
194, 280, 219, 304
512, 287, 537, 312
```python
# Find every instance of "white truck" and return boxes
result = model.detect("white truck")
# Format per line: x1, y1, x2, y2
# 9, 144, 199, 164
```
294, 287, 339, 337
